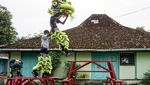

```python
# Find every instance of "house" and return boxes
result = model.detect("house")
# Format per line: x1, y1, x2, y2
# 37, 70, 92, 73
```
1, 14, 150, 82
0, 52, 8, 75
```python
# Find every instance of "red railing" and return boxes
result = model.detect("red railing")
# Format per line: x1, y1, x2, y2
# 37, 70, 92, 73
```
62, 60, 122, 85
106, 77, 122, 85
0, 77, 57, 85
0, 60, 122, 85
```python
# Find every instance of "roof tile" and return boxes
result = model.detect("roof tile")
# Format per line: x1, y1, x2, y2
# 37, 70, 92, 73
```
2, 14, 150, 49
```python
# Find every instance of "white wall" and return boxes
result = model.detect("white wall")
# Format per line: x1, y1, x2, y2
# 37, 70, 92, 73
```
120, 66, 135, 79
137, 52, 150, 79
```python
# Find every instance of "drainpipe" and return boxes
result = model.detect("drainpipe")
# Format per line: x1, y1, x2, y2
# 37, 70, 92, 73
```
74, 52, 77, 61
7, 52, 10, 77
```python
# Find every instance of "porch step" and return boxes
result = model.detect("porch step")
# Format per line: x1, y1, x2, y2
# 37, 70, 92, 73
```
54, 79, 104, 85
77, 79, 104, 85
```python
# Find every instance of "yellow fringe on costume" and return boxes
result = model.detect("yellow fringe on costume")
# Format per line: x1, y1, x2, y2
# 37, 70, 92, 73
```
32, 55, 53, 74
51, 30, 69, 50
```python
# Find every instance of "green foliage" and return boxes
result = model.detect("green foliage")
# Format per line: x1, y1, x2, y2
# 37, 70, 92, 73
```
49, 51, 61, 75
0, 4, 18, 45
140, 68, 150, 85
65, 62, 80, 76
17, 32, 42, 41
77, 73, 89, 78
136, 26, 145, 32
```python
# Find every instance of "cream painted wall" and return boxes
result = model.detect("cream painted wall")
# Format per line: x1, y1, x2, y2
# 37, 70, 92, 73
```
120, 66, 135, 79
53, 53, 75, 78
53, 52, 92, 79
10, 52, 21, 59
137, 52, 150, 79
76, 52, 91, 79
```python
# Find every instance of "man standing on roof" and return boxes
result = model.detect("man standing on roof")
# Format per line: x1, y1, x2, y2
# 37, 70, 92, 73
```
41, 30, 50, 55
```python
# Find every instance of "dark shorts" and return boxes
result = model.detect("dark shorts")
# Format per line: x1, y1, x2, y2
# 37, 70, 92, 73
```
50, 13, 63, 32
41, 48, 48, 54
50, 16, 57, 29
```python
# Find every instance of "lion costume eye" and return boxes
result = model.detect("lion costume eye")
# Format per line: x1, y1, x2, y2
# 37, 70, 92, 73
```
52, 1, 58, 6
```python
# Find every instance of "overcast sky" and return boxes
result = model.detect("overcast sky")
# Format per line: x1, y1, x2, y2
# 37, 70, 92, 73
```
1, 0, 150, 37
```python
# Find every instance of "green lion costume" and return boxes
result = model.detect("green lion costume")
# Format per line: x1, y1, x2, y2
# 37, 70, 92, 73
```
48, 0, 75, 53
48, 0, 75, 16
32, 55, 52, 77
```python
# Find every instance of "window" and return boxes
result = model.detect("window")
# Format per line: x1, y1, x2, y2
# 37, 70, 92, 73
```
120, 53, 135, 65
91, 20, 99, 24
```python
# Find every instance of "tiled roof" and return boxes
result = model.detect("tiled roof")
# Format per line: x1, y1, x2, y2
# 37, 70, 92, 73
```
2, 14, 150, 49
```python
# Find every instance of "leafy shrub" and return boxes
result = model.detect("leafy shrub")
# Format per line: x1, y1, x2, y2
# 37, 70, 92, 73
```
77, 73, 89, 78
140, 68, 150, 85
65, 62, 80, 76
49, 51, 61, 75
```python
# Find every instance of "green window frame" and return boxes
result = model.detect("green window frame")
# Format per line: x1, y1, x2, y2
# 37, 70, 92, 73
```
120, 53, 135, 65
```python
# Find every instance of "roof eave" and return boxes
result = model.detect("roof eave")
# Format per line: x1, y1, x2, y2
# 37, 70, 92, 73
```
71, 48, 149, 52
0, 48, 150, 52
